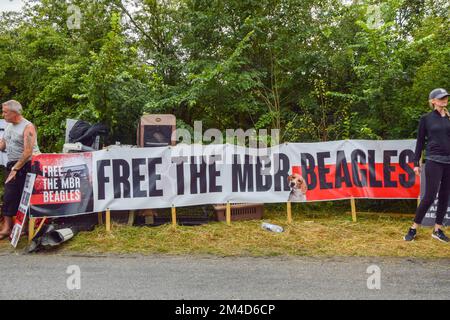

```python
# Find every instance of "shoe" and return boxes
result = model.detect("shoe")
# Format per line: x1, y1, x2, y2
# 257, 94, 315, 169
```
432, 229, 449, 243
403, 228, 417, 241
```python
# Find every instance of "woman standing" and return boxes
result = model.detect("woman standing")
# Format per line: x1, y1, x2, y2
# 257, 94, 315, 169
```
404, 88, 450, 242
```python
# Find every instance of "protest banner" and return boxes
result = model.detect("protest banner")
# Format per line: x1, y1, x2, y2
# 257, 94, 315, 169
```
29, 140, 424, 219
10, 173, 36, 247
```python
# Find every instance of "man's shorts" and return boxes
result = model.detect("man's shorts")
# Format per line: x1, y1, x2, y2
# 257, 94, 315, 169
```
2, 161, 31, 217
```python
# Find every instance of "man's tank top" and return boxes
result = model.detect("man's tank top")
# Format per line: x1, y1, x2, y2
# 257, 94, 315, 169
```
4, 118, 40, 162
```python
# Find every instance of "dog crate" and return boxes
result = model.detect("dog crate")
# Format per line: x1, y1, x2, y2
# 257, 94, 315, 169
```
213, 203, 264, 222
137, 114, 176, 147
140, 206, 212, 226
135, 114, 177, 223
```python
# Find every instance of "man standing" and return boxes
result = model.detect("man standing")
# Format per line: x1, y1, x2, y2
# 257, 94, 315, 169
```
0, 100, 39, 240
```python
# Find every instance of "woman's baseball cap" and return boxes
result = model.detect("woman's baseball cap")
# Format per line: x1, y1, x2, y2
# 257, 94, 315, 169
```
429, 88, 450, 100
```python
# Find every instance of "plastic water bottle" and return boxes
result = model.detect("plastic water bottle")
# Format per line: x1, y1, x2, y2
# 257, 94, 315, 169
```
262, 222, 284, 233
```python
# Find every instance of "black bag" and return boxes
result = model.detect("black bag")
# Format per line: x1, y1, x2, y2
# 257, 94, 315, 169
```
69, 120, 108, 147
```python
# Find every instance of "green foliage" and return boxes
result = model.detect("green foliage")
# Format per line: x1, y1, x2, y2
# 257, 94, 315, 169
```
0, 0, 158, 151
0, 0, 449, 152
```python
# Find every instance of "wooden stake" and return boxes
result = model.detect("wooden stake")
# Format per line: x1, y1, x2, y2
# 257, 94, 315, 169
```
171, 206, 177, 228
98, 212, 103, 225
106, 208, 111, 232
350, 197, 357, 222
287, 201, 292, 224
128, 210, 136, 226
34, 218, 47, 238
417, 196, 421, 207
28, 217, 35, 242
226, 202, 231, 226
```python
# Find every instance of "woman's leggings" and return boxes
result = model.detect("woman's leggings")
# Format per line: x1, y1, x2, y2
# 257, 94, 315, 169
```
415, 160, 450, 225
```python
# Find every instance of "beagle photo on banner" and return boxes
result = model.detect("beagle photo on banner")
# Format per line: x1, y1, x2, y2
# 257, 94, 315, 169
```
287, 173, 308, 202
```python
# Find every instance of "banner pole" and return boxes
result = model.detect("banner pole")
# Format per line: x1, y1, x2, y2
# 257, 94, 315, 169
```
171, 206, 177, 228
287, 201, 292, 224
127, 210, 136, 226
350, 197, 357, 222
417, 196, 420, 207
106, 208, 111, 232
226, 202, 231, 226
28, 217, 35, 242
34, 218, 47, 239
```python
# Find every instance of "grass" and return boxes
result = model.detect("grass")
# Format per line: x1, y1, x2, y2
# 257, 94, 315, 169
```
1, 208, 448, 259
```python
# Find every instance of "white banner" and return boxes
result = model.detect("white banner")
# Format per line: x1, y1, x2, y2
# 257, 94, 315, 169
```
30, 140, 420, 217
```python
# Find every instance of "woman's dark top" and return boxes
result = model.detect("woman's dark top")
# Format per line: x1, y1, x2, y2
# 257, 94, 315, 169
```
414, 109, 450, 166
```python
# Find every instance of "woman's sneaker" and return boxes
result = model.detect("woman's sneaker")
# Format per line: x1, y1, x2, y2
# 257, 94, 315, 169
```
432, 229, 449, 243
403, 228, 417, 241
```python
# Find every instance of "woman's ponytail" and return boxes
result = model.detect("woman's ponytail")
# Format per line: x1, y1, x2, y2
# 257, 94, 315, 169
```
444, 107, 450, 119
